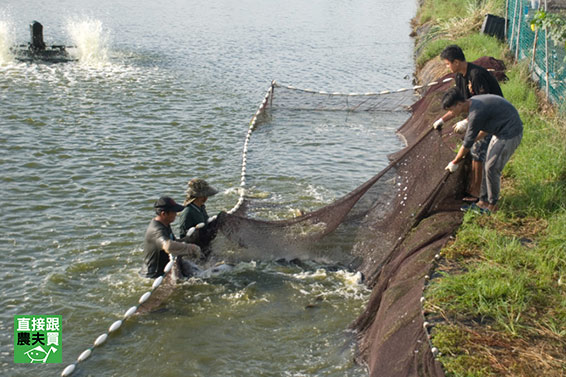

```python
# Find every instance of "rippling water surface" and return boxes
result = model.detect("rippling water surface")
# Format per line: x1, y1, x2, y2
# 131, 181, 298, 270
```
0, 0, 416, 375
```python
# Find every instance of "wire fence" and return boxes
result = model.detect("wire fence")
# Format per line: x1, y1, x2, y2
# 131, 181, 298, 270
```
506, 0, 566, 112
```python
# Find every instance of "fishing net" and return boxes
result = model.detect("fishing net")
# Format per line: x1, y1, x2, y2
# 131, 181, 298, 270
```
215, 79, 460, 271
62, 55, 508, 377
268, 82, 422, 112
215, 58, 505, 376
209, 77, 460, 376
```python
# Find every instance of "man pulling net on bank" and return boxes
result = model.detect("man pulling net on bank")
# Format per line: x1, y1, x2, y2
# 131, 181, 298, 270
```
442, 88, 523, 213
433, 45, 504, 203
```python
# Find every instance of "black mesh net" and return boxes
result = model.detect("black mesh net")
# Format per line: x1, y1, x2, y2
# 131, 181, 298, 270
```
215, 80, 458, 271
211, 77, 461, 377
211, 58, 504, 376
269, 82, 423, 112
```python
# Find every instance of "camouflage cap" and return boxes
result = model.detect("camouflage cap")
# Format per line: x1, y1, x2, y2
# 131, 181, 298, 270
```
185, 178, 218, 198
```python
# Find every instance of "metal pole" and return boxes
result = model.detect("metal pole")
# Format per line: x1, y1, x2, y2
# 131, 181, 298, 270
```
531, 28, 539, 69
530, 0, 542, 72
545, 29, 550, 97
515, 1, 522, 61
505, 0, 509, 41
544, 0, 549, 97
511, 0, 520, 50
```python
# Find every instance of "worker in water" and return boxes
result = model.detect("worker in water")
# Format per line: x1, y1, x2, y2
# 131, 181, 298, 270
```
141, 196, 202, 278
179, 178, 220, 257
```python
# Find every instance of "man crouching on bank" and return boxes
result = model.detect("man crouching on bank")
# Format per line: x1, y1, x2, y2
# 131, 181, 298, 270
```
141, 196, 203, 278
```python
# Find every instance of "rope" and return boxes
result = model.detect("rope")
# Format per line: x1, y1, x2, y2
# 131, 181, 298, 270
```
273, 71, 504, 98
273, 78, 454, 97
226, 80, 275, 215
226, 77, 456, 216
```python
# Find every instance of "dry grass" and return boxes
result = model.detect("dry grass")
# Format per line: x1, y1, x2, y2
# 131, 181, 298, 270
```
430, 0, 503, 39
477, 211, 548, 241
437, 321, 566, 376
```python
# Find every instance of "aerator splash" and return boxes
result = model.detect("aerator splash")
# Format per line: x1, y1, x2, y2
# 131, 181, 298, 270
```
11, 21, 76, 63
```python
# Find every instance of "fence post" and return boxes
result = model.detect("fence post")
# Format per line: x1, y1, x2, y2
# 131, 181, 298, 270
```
531, 29, 539, 69
545, 29, 550, 96
544, 0, 549, 97
511, 0, 520, 51
515, 1, 522, 61
505, 0, 509, 41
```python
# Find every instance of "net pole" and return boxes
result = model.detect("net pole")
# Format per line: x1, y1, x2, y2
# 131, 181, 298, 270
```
545, 29, 549, 96
270, 80, 275, 107
543, 0, 549, 97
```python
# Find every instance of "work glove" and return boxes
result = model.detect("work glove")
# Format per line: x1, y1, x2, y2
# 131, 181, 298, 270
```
445, 161, 459, 173
432, 118, 444, 130
453, 119, 468, 134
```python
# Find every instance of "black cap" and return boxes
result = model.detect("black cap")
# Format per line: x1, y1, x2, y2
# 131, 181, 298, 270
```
154, 196, 185, 212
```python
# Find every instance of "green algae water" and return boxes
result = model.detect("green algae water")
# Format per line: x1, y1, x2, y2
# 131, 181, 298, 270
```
0, 0, 416, 375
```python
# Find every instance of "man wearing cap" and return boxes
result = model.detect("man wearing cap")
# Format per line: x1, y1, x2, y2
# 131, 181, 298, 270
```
179, 178, 220, 254
141, 196, 203, 278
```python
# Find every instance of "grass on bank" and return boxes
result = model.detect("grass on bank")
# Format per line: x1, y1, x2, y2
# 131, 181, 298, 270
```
415, 1, 566, 376
415, 0, 505, 67
416, 33, 503, 67
418, 0, 506, 26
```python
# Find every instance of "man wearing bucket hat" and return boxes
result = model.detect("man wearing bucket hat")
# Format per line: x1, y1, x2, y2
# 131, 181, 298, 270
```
179, 178, 221, 254
141, 196, 203, 278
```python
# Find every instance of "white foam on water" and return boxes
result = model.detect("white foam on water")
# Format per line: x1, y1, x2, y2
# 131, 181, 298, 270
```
290, 268, 369, 300
0, 19, 15, 64
305, 183, 332, 202
65, 18, 110, 66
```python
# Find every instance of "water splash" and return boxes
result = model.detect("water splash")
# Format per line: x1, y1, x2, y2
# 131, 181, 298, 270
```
0, 20, 15, 64
66, 19, 109, 65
